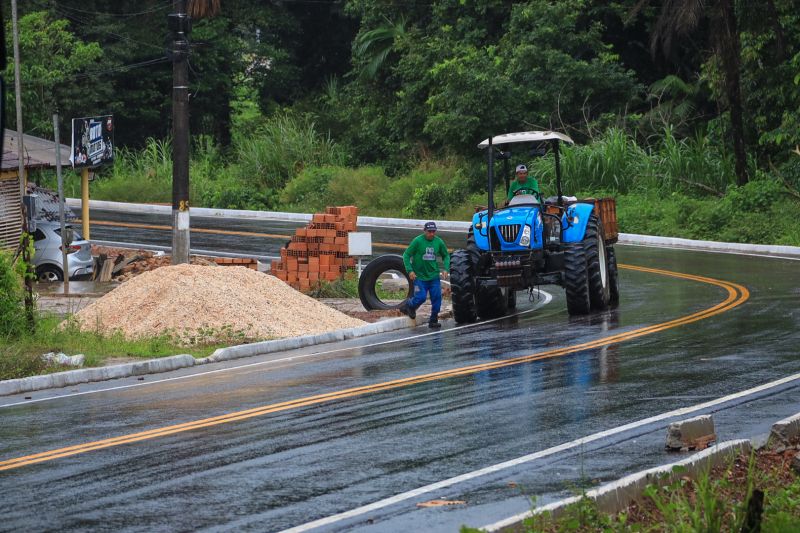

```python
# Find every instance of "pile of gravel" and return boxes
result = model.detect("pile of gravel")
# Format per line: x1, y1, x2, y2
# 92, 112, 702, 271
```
70, 264, 365, 345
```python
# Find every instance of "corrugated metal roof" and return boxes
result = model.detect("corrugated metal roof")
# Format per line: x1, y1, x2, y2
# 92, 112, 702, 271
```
2, 129, 72, 171
27, 184, 77, 222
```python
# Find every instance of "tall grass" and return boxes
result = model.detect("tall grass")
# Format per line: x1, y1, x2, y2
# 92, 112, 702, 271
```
90, 138, 175, 203
527, 128, 737, 196
234, 113, 346, 191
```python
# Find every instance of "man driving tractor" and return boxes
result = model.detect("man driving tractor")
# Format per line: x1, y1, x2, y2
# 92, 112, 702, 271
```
506, 164, 542, 204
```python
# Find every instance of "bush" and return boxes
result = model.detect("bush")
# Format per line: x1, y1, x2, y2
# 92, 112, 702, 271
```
281, 165, 392, 214
0, 250, 27, 339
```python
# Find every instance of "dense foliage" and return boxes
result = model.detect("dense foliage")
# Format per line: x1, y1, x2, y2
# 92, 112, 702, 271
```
8, 0, 800, 244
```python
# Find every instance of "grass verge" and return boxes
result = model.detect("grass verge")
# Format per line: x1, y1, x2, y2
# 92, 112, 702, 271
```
462, 444, 800, 532
0, 314, 228, 382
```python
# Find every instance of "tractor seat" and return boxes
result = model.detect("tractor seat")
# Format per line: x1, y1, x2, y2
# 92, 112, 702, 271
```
508, 194, 540, 207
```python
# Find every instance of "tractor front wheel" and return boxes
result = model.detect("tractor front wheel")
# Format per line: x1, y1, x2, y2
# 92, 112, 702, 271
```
476, 285, 507, 320
563, 243, 591, 315
449, 249, 478, 324
505, 287, 517, 310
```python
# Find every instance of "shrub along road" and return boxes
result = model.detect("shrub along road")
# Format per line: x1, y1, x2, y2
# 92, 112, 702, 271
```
1, 244, 799, 531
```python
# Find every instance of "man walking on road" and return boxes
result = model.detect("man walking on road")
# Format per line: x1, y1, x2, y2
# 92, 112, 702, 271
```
399, 221, 450, 329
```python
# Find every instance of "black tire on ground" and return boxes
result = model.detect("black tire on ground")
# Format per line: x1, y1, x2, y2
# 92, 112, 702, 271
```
585, 215, 611, 310
563, 243, 591, 315
357, 254, 412, 311
505, 287, 517, 309
449, 249, 478, 324
36, 265, 63, 283
476, 284, 507, 320
607, 246, 620, 308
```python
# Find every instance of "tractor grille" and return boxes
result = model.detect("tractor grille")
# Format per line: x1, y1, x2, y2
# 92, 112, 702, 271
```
498, 224, 521, 242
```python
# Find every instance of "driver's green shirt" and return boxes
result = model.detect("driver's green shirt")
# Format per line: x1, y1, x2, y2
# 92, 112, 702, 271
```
507, 178, 541, 202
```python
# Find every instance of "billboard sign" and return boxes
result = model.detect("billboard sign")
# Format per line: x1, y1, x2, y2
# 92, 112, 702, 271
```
71, 115, 114, 168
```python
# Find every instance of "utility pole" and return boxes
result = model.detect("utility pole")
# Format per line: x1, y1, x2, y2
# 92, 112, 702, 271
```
169, 0, 191, 264
11, 0, 34, 328
53, 113, 69, 294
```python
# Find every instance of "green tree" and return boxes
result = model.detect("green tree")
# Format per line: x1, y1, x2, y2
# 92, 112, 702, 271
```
645, 0, 749, 185
4, 11, 102, 137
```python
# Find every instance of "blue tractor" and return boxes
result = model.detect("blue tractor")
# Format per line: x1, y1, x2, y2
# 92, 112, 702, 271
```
450, 131, 620, 322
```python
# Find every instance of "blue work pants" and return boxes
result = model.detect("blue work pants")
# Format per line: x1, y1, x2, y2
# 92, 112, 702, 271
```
407, 278, 442, 322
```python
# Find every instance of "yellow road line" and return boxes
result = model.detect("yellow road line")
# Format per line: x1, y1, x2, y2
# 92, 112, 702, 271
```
0, 265, 748, 472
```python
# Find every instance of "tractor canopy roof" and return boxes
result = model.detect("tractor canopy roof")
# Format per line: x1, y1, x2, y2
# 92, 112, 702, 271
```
477, 131, 575, 149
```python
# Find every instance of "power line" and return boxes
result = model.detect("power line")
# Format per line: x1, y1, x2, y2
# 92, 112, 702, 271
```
52, 3, 172, 18
17, 56, 169, 85
53, 7, 164, 51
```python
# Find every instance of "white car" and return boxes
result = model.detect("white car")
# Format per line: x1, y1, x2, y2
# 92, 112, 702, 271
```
31, 221, 94, 282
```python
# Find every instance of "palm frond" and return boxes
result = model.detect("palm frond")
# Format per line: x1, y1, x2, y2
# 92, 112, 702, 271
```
188, 0, 221, 19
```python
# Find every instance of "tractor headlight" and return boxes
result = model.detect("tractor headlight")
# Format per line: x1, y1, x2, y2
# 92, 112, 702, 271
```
546, 217, 561, 244
519, 225, 531, 247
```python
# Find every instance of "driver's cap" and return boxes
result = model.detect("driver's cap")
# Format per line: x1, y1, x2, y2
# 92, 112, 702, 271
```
424, 221, 437, 232
516, 164, 527, 172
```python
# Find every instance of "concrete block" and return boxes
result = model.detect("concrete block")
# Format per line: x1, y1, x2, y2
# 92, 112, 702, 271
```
767, 411, 800, 447
666, 414, 716, 451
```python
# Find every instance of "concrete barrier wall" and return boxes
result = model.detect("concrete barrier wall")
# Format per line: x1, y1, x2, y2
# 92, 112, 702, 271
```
68, 199, 800, 256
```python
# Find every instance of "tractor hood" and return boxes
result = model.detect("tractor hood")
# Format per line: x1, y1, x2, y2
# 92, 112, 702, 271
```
472, 206, 544, 251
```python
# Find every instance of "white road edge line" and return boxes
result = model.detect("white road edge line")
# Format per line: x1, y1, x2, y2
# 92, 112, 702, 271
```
0, 291, 553, 408
279, 371, 800, 533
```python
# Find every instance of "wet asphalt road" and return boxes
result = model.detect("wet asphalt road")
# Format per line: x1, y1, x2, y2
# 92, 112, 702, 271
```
1, 213, 799, 531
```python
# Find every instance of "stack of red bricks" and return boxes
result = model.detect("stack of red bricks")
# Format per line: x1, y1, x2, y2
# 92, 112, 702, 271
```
213, 257, 258, 270
271, 206, 358, 292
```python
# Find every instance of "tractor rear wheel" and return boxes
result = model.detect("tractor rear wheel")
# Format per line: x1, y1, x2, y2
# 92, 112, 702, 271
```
585, 215, 611, 310
607, 246, 620, 308
563, 243, 591, 315
449, 249, 478, 324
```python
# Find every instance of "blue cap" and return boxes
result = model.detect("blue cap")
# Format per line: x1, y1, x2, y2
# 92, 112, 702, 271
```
424, 221, 437, 232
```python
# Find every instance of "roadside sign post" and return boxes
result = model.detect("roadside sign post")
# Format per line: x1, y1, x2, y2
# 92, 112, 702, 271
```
81, 168, 90, 239
348, 232, 373, 278
71, 115, 114, 244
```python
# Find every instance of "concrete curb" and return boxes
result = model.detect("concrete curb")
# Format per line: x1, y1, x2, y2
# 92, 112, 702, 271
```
618, 233, 800, 257
483, 439, 752, 532
195, 316, 414, 364
0, 317, 418, 397
70, 198, 800, 256
0, 354, 196, 397
768, 412, 800, 447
